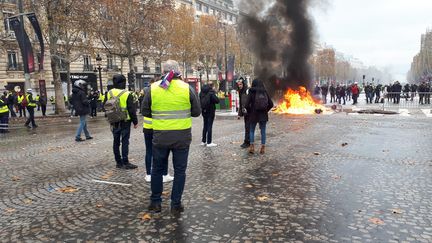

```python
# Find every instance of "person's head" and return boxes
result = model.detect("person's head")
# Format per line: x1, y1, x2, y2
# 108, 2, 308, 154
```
27, 88, 33, 93
150, 79, 155, 84
251, 79, 264, 89
162, 60, 181, 76
112, 74, 127, 89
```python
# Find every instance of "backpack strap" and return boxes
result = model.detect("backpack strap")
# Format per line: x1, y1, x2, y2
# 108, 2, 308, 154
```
117, 90, 127, 98
108, 90, 114, 98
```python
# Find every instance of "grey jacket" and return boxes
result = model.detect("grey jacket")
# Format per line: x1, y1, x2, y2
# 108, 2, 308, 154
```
141, 79, 201, 149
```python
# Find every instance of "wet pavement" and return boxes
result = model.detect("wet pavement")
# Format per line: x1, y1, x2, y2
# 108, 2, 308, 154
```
0, 112, 431, 242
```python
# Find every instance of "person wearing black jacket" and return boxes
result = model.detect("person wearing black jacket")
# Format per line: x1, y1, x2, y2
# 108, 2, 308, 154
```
237, 78, 250, 148
106, 74, 139, 170
24, 89, 37, 129
72, 80, 92, 142
245, 79, 274, 155
199, 82, 219, 147
89, 91, 99, 117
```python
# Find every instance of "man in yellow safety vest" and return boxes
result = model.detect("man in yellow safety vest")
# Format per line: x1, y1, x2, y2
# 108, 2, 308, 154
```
142, 60, 201, 215
24, 89, 37, 128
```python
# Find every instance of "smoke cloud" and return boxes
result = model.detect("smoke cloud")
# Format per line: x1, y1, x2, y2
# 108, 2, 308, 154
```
238, 0, 314, 97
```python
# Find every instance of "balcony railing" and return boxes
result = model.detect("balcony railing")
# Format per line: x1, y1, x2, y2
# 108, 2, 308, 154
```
7, 63, 23, 71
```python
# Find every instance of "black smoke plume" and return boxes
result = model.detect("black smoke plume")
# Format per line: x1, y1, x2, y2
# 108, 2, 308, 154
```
238, 0, 314, 97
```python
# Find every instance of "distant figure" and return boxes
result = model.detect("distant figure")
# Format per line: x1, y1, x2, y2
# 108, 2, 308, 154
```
24, 89, 37, 129
0, 92, 9, 133
321, 83, 328, 104
72, 80, 92, 142
245, 79, 274, 155
39, 93, 47, 117
237, 77, 250, 148
199, 82, 219, 147
351, 82, 359, 105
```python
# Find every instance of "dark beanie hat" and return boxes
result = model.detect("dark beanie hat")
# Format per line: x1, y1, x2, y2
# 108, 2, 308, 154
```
113, 74, 126, 89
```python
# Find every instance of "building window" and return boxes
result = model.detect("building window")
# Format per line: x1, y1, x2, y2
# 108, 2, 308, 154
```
107, 55, 114, 69
3, 12, 14, 33
155, 60, 161, 74
143, 57, 150, 72
229, 14, 232, 21
223, 12, 227, 20
7, 51, 18, 70
203, 5, 209, 13
196, 2, 202, 11
210, 8, 214, 15
233, 16, 237, 23
83, 55, 92, 71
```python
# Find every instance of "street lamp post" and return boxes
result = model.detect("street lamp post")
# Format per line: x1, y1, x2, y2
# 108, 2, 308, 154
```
96, 54, 103, 93
224, 24, 228, 94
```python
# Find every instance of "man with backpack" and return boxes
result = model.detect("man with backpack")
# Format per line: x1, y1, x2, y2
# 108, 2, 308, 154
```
199, 82, 219, 147
72, 80, 92, 141
105, 74, 138, 170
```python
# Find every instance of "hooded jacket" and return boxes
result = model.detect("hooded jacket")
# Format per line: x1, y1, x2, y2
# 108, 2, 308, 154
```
237, 78, 249, 117
245, 79, 274, 123
72, 86, 90, 116
199, 84, 219, 116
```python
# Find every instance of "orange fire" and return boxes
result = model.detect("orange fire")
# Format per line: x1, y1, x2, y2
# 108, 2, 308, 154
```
274, 86, 325, 114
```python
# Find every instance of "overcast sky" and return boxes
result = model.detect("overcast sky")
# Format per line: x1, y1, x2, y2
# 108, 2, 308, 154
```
311, 0, 432, 81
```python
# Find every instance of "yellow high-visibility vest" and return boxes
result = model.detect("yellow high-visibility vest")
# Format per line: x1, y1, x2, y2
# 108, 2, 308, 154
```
0, 99, 9, 114
150, 79, 191, 131
26, 94, 36, 107
106, 88, 131, 120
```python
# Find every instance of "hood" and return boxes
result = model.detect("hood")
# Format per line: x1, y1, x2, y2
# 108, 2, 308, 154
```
113, 74, 126, 89
201, 84, 211, 94
250, 79, 266, 93
72, 85, 84, 94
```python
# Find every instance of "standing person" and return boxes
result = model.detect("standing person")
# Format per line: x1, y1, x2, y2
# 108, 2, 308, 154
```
351, 82, 359, 105
199, 82, 219, 147
89, 91, 98, 118
329, 84, 336, 103
374, 84, 382, 103
345, 84, 352, 102
0, 92, 9, 133
24, 89, 37, 128
7, 91, 16, 118
141, 85, 174, 183
425, 82, 431, 105
39, 93, 47, 117
237, 78, 250, 148
392, 81, 402, 104
71, 80, 92, 142
106, 74, 138, 169
142, 60, 201, 215
17, 92, 27, 117
49, 96, 55, 111
35, 94, 40, 111
321, 83, 328, 104
245, 79, 274, 155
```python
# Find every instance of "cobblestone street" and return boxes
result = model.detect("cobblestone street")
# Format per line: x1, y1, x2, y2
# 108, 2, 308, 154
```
0, 113, 431, 242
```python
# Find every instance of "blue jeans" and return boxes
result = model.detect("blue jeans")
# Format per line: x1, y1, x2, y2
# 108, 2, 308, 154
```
144, 132, 168, 176
75, 115, 90, 139
112, 121, 131, 165
151, 146, 189, 207
250, 121, 267, 145
201, 115, 215, 144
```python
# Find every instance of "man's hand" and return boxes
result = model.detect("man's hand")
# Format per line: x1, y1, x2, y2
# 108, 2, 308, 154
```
134, 124, 138, 129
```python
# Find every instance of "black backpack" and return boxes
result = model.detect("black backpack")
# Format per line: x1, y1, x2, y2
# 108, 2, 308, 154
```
200, 93, 211, 112
254, 92, 268, 111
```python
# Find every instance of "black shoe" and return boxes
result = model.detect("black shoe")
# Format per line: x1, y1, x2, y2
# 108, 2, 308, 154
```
240, 143, 250, 149
25, 124, 31, 128
32, 125, 38, 128
75, 138, 85, 142
148, 203, 162, 213
116, 164, 124, 169
123, 163, 138, 170
170, 205, 184, 215
86, 136, 93, 140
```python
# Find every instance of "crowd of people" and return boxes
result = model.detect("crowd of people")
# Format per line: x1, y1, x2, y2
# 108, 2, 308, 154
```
312, 81, 432, 106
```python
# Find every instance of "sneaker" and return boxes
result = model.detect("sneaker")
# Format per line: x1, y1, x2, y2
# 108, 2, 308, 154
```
75, 138, 85, 142
148, 203, 162, 213
200, 142, 206, 146
163, 174, 174, 183
170, 204, 184, 216
145, 174, 151, 182
206, 143, 217, 147
86, 136, 93, 140
25, 124, 31, 128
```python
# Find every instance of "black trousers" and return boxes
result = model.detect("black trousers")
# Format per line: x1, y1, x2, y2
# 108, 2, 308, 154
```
111, 121, 131, 165
91, 107, 97, 117
0, 113, 8, 133
25, 107, 36, 127
19, 105, 26, 117
41, 105, 47, 116
8, 105, 16, 117
244, 115, 250, 144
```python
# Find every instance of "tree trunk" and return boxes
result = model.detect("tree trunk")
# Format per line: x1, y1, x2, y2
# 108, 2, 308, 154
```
66, 61, 71, 97
128, 55, 135, 91
46, 2, 66, 114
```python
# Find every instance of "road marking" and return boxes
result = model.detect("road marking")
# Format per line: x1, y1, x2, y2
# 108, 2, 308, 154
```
92, 179, 132, 186
421, 109, 432, 118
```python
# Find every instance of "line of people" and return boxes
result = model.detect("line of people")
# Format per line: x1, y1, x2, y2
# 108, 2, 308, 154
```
313, 82, 360, 105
